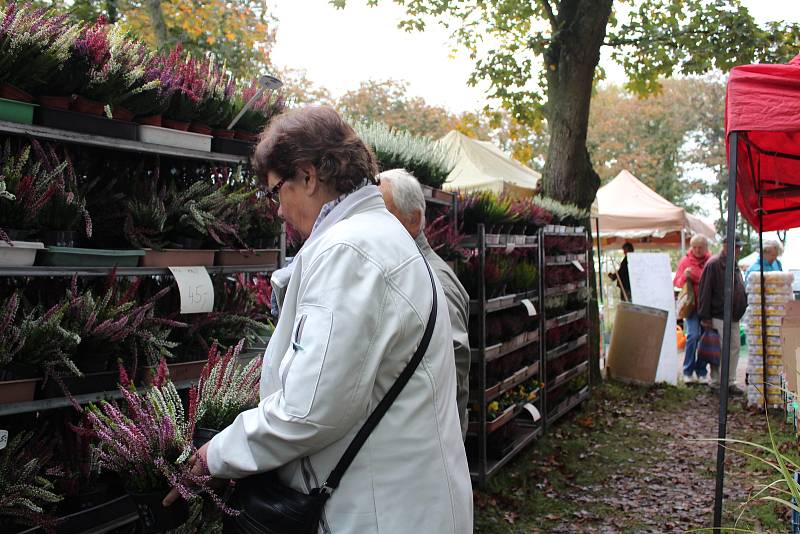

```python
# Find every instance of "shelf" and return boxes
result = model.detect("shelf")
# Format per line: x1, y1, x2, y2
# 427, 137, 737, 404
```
0, 378, 197, 416
470, 423, 544, 480
544, 253, 587, 266
0, 119, 247, 164
544, 280, 588, 297
547, 360, 589, 391
470, 289, 539, 315
421, 185, 455, 206
546, 334, 589, 361
472, 330, 539, 363
542, 227, 586, 236
0, 264, 278, 277
545, 308, 587, 330
548, 386, 591, 425
475, 362, 540, 403
462, 235, 539, 250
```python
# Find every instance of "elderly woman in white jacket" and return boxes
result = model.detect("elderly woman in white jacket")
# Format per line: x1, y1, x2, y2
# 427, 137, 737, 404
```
166, 106, 473, 533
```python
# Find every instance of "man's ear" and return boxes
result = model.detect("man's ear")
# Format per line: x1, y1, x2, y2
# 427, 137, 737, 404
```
409, 210, 423, 236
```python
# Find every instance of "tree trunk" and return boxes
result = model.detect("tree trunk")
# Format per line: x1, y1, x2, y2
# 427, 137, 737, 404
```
540, 0, 612, 384
541, 0, 612, 209
144, 0, 169, 48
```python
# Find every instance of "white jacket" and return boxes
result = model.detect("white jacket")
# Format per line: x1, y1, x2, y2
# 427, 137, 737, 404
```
207, 190, 473, 534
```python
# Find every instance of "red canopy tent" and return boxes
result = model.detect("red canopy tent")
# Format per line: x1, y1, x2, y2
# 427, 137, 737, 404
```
713, 53, 800, 530
726, 53, 800, 231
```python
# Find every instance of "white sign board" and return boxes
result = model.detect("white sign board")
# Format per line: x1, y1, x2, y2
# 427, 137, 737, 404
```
168, 266, 214, 314
627, 253, 679, 384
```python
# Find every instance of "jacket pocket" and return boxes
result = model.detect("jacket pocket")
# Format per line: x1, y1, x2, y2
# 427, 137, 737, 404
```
279, 305, 333, 418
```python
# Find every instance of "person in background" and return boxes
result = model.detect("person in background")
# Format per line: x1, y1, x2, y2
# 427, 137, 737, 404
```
378, 169, 471, 439
698, 234, 748, 395
609, 242, 634, 301
673, 235, 711, 383
745, 239, 784, 280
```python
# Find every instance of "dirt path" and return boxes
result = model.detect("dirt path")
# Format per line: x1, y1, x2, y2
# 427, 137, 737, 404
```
474, 381, 794, 533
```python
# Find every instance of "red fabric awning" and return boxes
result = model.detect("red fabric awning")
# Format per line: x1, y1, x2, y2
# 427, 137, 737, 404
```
725, 54, 800, 232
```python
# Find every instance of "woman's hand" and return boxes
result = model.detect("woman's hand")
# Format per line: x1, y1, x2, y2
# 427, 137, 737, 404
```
684, 267, 692, 278
162, 443, 224, 507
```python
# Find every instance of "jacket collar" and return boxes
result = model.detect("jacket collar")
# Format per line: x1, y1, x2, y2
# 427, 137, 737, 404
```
270, 185, 383, 310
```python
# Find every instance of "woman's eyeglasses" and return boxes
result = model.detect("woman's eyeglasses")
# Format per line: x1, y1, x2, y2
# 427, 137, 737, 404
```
266, 178, 286, 203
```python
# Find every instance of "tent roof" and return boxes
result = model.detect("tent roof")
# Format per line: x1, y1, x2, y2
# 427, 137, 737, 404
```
439, 130, 540, 196
594, 170, 715, 240
725, 54, 800, 232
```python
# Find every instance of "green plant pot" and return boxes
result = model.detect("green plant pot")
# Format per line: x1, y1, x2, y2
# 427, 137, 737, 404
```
37, 247, 145, 267
0, 97, 37, 124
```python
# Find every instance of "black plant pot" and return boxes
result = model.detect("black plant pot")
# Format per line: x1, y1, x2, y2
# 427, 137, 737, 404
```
192, 427, 220, 449
4, 228, 31, 240
174, 237, 204, 250
128, 489, 190, 533
42, 230, 77, 247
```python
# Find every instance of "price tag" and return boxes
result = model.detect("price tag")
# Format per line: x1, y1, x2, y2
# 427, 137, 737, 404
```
505, 243, 516, 254
572, 260, 585, 272
0, 430, 8, 450
168, 266, 214, 314
522, 403, 541, 422
520, 298, 537, 317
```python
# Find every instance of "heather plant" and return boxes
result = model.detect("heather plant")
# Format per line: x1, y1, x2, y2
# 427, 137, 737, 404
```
532, 196, 588, 226
0, 2, 81, 95
85, 360, 230, 511
0, 141, 61, 243
509, 261, 538, 294
0, 292, 24, 372
233, 79, 285, 133
165, 47, 208, 123
72, 19, 158, 116
116, 52, 179, 118
30, 142, 92, 238
0, 430, 62, 533
188, 340, 262, 431
353, 120, 453, 188
195, 58, 237, 128
237, 194, 281, 248
458, 190, 516, 234
15, 302, 81, 378
63, 275, 186, 371
424, 212, 466, 262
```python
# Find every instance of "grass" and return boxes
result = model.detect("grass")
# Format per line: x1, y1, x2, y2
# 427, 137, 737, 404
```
473, 380, 796, 533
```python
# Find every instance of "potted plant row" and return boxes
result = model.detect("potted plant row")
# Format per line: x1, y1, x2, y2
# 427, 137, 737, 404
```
0, 5, 285, 154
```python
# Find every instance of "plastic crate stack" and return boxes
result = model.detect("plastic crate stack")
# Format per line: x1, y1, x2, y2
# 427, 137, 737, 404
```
744, 271, 795, 407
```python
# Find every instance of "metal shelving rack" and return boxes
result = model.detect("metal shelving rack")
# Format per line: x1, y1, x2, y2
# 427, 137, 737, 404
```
540, 226, 592, 426
467, 223, 544, 488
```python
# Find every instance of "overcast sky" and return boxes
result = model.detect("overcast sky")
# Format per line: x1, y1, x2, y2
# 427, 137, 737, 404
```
270, 0, 800, 113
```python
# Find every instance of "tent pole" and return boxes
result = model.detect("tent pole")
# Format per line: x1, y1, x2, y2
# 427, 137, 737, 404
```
595, 217, 604, 305
713, 131, 738, 531
759, 212, 767, 411
681, 229, 686, 257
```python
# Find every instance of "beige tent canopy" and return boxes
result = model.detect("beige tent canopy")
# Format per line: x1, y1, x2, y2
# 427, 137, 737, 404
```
439, 130, 540, 197
593, 169, 716, 249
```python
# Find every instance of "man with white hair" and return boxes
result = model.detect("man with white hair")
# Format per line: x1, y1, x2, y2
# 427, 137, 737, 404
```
378, 169, 471, 438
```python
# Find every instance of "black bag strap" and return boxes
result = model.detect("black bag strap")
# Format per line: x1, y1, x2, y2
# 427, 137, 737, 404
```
318, 254, 438, 494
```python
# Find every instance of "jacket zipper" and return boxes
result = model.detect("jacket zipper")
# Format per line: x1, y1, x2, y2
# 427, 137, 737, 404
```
281, 314, 308, 384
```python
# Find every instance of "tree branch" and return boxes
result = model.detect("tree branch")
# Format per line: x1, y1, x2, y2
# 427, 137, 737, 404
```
539, 0, 558, 32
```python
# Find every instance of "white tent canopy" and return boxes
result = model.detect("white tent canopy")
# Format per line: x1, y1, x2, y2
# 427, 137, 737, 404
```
594, 169, 716, 242
439, 130, 540, 196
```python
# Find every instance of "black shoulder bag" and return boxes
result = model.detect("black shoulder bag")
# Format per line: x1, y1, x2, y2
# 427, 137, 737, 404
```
224, 256, 438, 534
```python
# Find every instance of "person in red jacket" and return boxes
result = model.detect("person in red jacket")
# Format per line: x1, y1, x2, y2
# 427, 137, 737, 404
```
673, 235, 711, 382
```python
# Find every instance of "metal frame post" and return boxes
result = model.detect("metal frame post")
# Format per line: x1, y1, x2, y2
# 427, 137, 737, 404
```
713, 131, 738, 530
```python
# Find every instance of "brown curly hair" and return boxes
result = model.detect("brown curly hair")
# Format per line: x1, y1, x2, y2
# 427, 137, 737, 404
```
252, 106, 378, 194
